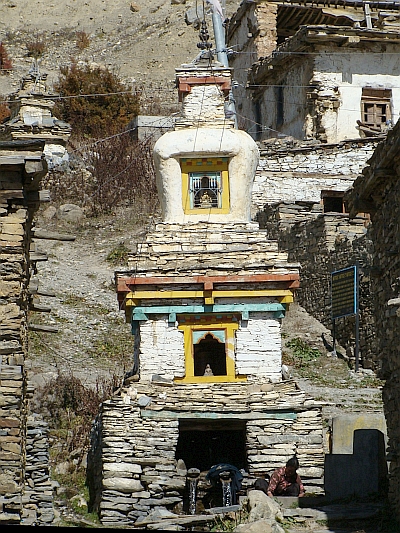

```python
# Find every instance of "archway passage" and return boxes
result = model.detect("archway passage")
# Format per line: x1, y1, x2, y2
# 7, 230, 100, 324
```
175, 419, 247, 472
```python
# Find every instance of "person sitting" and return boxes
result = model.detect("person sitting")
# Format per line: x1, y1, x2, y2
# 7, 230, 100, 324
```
266, 457, 305, 497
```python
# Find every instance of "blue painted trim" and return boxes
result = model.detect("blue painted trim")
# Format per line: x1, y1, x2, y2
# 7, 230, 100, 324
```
131, 303, 286, 323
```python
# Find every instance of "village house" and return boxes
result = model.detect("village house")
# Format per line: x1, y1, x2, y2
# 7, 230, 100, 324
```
345, 117, 400, 524
228, 0, 400, 142
224, 0, 400, 369
88, 54, 325, 528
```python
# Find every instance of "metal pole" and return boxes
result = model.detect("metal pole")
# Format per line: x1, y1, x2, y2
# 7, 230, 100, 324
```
355, 264, 360, 372
332, 319, 337, 357
211, 7, 238, 127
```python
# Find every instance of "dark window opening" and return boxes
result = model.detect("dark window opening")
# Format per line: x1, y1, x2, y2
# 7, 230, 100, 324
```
175, 420, 247, 472
322, 191, 345, 213
194, 333, 227, 376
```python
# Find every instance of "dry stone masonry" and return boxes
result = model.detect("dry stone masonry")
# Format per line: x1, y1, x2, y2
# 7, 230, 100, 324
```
346, 118, 400, 523
0, 139, 55, 525
93, 381, 324, 527
89, 56, 325, 528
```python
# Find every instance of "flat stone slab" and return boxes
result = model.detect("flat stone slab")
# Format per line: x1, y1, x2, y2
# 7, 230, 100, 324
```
283, 502, 383, 521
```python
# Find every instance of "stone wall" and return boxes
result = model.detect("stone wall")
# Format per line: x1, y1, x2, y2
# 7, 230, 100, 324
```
0, 140, 54, 525
345, 120, 400, 522
91, 380, 324, 527
252, 138, 379, 215
252, 139, 378, 368
227, 1, 278, 133
21, 413, 55, 526
257, 202, 377, 368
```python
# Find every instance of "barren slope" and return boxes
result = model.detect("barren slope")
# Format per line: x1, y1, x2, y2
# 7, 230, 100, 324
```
0, 0, 240, 113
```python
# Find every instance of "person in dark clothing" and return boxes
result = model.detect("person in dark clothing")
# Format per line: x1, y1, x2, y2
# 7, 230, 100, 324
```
253, 473, 271, 494
203, 463, 243, 508
267, 457, 305, 497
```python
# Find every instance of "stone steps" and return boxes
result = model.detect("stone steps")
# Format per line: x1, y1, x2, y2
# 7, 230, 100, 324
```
276, 496, 384, 531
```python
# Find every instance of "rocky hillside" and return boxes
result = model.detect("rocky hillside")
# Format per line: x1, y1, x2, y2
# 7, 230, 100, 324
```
0, 0, 241, 113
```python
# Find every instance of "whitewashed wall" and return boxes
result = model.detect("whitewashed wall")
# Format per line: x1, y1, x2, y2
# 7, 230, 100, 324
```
236, 313, 282, 381
313, 47, 400, 142
137, 312, 282, 383
138, 318, 185, 381
249, 45, 400, 143
252, 141, 377, 211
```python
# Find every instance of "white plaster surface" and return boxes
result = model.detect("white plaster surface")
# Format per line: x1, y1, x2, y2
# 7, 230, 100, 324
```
250, 46, 400, 143
153, 128, 259, 223
138, 313, 282, 383
236, 314, 282, 381
139, 318, 185, 381
252, 143, 376, 209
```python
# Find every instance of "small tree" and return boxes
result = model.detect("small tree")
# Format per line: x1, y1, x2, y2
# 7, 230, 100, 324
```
53, 61, 141, 137
0, 42, 12, 73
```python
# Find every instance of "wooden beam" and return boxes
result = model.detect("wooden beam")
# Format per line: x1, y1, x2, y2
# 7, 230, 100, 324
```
130, 302, 287, 320
28, 324, 58, 333
125, 289, 294, 301
117, 273, 300, 293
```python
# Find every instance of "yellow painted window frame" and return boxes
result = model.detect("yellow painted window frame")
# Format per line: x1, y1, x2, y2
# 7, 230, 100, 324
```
181, 158, 230, 215
175, 319, 246, 383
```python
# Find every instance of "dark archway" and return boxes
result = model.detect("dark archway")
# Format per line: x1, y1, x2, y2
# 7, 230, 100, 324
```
175, 419, 247, 472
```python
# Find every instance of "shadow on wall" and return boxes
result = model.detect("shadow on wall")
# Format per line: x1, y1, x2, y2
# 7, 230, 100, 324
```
324, 428, 388, 500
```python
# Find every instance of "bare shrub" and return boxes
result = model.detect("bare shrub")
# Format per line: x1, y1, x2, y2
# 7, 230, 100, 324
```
43, 131, 158, 217
76, 31, 90, 50
0, 97, 11, 122
84, 131, 158, 216
35, 370, 119, 460
0, 42, 12, 73
26, 38, 46, 58
53, 61, 140, 137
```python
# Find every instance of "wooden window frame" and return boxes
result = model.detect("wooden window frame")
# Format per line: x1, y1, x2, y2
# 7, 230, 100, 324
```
181, 158, 230, 215
175, 315, 245, 383
361, 88, 392, 130
321, 190, 346, 214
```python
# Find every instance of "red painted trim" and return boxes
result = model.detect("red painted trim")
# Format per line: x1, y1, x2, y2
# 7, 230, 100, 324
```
178, 76, 231, 101
116, 274, 300, 293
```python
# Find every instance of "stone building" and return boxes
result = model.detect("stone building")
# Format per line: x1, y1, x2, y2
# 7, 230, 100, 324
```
253, 137, 378, 368
346, 119, 400, 523
0, 139, 55, 525
223, 0, 400, 368
0, 70, 71, 169
89, 57, 325, 528
228, 0, 400, 142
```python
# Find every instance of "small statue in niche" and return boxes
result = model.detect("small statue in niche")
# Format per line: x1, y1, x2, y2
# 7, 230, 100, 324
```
200, 191, 213, 208
204, 363, 214, 376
